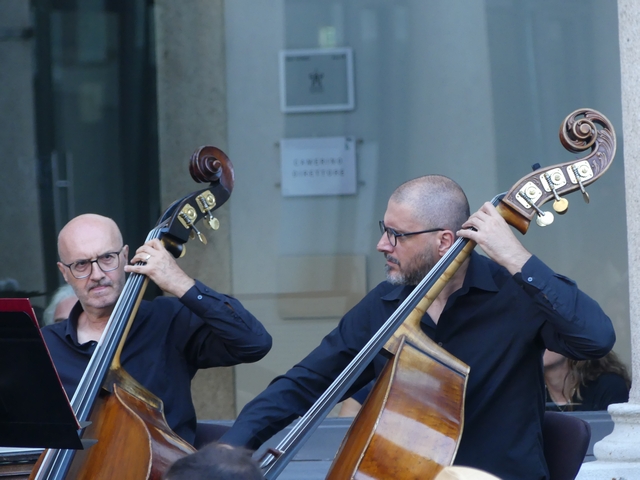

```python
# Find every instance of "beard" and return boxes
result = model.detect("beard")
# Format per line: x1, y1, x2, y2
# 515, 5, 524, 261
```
384, 249, 438, 286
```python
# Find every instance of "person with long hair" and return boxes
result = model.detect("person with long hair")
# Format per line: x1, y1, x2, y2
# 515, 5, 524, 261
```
544, 349, 630, 411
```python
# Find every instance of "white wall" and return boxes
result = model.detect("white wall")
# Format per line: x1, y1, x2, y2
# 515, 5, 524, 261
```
226, 0, 500, 411
225, 0, 628, 412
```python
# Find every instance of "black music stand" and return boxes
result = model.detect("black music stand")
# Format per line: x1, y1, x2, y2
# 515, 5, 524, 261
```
0, 298, 83, 450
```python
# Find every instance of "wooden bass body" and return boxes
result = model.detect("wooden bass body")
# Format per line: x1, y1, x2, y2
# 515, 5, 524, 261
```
327, 337, 468, 479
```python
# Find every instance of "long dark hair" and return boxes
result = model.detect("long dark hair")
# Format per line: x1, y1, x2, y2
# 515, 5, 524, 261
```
568, 351, 631, 401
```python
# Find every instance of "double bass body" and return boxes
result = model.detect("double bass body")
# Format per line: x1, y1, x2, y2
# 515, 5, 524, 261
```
327, 338, 468, 480
64, 372, 195, 480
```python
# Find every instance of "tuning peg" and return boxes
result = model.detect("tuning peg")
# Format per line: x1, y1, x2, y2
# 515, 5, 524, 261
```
191, 224, 207, 245
535, 211, 554, 227
543, 172, 569, 215
552, 198, 568, 213
519, 190, 555, 227
571, 165, 591, 204
207, 216, 220, 230
579, 185, 590, 204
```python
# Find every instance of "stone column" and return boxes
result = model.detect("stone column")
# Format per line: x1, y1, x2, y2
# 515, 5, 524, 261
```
154, 0, 235, 420
577, 0, 640, 478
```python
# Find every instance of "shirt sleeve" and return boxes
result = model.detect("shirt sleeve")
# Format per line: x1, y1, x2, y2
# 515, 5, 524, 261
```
220, 289, 380, 450
178, 280, 272, 367
515, 255, 616, 359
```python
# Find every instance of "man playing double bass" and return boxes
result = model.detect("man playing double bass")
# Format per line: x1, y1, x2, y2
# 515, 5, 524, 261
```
220, 175, 615, 479
41, 213, 273, 445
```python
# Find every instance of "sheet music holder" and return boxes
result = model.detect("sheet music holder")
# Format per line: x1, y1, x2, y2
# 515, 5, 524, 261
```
0, 298, 83, 450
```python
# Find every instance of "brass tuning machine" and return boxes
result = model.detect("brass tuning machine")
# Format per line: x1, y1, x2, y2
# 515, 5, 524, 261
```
518, 189, 554, 227
178, 205, 207, 245
571, 164, 591, 204
196, 191, 220, 230
543, 171, 569, 214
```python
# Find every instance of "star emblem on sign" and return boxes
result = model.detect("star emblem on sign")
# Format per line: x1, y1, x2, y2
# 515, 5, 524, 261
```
309, 69, 324, 92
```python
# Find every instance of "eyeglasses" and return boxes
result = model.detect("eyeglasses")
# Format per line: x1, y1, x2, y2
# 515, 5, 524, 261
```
379, 221, 444, 247
61, 247, 124, 279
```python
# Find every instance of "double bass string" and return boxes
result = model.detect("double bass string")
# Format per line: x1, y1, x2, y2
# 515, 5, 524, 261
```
32, 226, 165, 480
262, 193, 504, 479
71, 226, 163, 418
262, 235, 472, 478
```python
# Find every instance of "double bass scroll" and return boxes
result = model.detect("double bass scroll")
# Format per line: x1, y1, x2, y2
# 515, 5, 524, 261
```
385, 108, 616, 358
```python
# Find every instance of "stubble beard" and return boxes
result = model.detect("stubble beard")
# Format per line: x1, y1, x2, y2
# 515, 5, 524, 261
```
385, 250, 437, 286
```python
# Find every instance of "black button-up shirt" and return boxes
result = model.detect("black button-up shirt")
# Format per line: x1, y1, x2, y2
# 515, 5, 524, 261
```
41, 280, 272, 445
221, 253, 614, 480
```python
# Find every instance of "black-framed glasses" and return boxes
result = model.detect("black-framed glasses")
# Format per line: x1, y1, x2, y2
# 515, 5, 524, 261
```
61, 247, 124, 279
379, 221, 444, 247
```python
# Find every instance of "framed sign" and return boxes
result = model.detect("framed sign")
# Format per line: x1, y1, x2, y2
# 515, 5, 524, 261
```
280, 136, 357, 197
279, 47, 355, 113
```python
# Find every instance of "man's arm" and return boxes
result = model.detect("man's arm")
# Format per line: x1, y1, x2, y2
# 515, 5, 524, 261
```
519, 255, 615, 358
178, 280, 272, 365
125, 239, 272, 366
220, 286, 384, 449
459, 202, 615, 358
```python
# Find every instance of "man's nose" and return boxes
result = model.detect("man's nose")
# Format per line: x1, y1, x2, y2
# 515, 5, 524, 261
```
376, 233, 392, 253
88, 261, 106, 280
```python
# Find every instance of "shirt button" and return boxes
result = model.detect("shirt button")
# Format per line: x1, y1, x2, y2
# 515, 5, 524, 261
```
527, 277, 534, 282
438, 342, 443, 346
197, 295, 203, 300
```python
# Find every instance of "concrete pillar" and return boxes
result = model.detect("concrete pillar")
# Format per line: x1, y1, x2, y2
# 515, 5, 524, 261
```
577, 0, 640, 478
154, 0, 235, 420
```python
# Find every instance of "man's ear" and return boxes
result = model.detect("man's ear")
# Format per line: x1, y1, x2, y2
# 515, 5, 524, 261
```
57, 262, 69, 283
123, 245, 129, 260
437, 230, 457, 256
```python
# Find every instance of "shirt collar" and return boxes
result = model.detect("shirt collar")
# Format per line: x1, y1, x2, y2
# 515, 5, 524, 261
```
64, 300, 84, 345
380, 282, 411, 302
380, 250, 500, 304
459, 251, 500, 294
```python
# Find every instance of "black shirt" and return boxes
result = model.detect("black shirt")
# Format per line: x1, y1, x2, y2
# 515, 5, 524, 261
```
546, 372, 629, 412
220, 253, 614, 480
41, 280, 272, 444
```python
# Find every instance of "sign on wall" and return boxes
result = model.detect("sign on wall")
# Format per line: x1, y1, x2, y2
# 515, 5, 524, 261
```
280, 136, 357, 197
279, 47, 355, 113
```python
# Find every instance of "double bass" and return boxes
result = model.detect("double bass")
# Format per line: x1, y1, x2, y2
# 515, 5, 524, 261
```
29, 146, 234, 480
260, 108, 616, 479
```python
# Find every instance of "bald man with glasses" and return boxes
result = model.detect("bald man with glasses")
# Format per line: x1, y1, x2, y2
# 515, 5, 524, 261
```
221, 175, 614, 480
41, 213, 272, 445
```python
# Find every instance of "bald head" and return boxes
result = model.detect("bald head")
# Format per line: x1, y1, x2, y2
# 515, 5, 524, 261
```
390, 175, 470, 232
58, 214, 123, 263
56, 214, 127, 316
